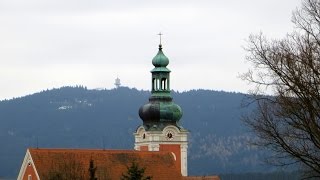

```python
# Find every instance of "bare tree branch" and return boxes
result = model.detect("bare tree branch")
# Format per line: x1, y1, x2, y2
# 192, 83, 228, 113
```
242, 0, 320, 178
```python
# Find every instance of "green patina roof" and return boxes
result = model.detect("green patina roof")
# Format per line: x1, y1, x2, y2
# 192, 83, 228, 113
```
152, 45, 169, 68
138, 44, 183, 131
151, 67, 171, 73
159, 101, 183, 122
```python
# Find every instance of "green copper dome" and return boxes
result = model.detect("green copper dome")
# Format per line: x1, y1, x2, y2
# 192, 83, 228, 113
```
139, 96, 183, 121
152, 45, 169, 67
139, 44, 183, 131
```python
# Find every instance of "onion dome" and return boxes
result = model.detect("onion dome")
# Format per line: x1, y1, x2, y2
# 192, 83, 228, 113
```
152, 45, 169, 67
138, 44, 183, 131
139, 98, 183, 125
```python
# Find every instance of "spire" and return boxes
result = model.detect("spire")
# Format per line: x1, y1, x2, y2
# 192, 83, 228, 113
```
152, 32, 169, 69
158, 32, 163, 50
138, 39, 183, 131
135, 40, 189, 177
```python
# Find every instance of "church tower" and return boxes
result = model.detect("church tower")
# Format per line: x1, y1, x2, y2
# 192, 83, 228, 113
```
134, 41, 188, 176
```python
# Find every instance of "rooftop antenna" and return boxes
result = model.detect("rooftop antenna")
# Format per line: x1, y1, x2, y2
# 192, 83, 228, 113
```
102, 137, 105, 150
36, 136, 39, 149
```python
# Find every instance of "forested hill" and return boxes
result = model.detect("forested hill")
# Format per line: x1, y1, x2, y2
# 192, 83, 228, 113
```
1, 86, 270, 178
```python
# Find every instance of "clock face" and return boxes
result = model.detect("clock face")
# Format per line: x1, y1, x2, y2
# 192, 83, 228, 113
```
166, 130, 174, 140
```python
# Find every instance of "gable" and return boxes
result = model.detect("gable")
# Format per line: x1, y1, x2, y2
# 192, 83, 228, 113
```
17, 150, 40, 180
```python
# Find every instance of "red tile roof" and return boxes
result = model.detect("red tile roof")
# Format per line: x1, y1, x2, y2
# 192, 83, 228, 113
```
29, 148, 183, 180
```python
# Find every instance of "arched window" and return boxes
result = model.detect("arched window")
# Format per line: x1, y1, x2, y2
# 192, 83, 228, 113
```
152, 78, 156, 91
161, 78, 167, 90
157, 79, 160, 90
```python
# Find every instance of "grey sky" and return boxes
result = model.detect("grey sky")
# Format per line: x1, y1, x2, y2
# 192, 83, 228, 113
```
0, 0, 301, 100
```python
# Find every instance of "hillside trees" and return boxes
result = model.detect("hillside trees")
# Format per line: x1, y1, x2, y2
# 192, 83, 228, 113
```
242, 0, 320, 178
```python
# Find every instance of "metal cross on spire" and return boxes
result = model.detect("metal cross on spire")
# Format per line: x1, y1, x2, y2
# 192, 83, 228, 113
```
158, 32, 163, 45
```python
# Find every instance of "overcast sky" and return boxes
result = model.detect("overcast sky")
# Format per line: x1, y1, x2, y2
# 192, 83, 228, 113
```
0, 0, 302, 100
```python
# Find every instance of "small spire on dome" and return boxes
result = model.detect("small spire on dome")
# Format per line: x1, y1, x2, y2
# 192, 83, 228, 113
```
157, 32, 163, 50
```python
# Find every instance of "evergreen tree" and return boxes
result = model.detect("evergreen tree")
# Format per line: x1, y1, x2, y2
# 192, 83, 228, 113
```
89, 159, 97, 180
121, 161, 152, 180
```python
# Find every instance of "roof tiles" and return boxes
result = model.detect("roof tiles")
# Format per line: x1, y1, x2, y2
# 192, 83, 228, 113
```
29, 148, 183, 180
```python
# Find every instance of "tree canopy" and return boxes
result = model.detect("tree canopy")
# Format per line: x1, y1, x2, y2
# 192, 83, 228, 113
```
242, 0, 320, 178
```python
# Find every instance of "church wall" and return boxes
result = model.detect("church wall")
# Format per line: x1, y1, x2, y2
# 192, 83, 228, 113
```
140, 145, 148, 151
22, 162, 38, 180
159, 144, 181, 173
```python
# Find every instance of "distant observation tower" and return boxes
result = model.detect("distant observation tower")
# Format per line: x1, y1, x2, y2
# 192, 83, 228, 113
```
114, 77, 121, 88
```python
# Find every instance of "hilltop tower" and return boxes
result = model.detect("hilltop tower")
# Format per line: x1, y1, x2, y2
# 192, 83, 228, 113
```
134, 42, 189, 176
114, 77, 121, 88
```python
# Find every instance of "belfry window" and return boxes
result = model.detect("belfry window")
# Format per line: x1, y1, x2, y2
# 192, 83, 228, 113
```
157, 79, 160, 90
153, 78, 161, 90
152, 78, 156, 91
161, 78, 167, 90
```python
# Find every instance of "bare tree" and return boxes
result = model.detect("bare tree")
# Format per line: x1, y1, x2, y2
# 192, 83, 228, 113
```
242, 0, 320, 178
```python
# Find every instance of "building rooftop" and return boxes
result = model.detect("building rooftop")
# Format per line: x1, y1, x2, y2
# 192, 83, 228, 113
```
25, 148, 183, 180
